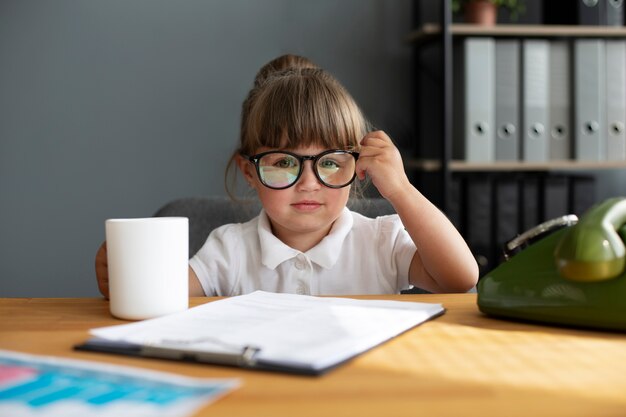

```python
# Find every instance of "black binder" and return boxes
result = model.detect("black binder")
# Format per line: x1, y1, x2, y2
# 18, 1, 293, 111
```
520, 175, 540, 232
464, 175, 493, 275
569, 175, 597, 216
493, 175, 519, 263
542, 175, 569, 221
447, 174, 463, 233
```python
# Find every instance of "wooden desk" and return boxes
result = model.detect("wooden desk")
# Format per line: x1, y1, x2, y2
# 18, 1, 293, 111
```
1, 294, 626, 417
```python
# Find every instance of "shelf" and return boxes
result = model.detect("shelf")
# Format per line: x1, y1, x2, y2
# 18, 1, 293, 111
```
405, 159, 626, 172
409, 3, 626, 212
407, 23, 626, 45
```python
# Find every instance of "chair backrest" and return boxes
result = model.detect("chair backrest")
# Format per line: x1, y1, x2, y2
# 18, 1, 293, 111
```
154, 197, 395, 257
154, 196, 430, 294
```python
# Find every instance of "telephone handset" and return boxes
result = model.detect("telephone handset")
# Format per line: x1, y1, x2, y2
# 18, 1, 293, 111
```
555, 197, 626, 282
478, 197, 626, 331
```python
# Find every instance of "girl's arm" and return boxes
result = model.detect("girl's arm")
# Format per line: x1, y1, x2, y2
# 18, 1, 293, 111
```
189, 266, 206, 296
356, 131, 478, 293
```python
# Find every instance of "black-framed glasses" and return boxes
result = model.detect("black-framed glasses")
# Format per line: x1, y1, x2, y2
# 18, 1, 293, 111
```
243, 149, 360, 190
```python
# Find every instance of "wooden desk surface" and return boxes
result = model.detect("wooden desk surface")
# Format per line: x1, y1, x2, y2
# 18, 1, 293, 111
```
1, 294, 626, 417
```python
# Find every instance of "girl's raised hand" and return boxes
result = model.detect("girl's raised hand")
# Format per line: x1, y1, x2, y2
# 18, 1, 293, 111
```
356, 131, 411, 202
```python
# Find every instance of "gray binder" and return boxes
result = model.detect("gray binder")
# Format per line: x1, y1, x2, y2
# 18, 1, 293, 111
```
606, 40, 626, 161
574, 39, 606, 161
522, 40, 550, 162
453, 37, 495, 162
578, 0, 602, 25
548, 40, 571, 160
495, 40, 520, 161
605, 0, 625, 26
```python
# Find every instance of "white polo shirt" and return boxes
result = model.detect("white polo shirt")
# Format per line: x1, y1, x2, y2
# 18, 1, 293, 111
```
189, 207, 416, 296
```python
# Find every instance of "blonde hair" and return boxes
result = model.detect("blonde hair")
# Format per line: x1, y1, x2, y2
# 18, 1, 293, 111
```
226, 54, 370, 197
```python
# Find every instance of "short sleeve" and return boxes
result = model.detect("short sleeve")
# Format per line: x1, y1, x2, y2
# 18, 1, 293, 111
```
189, 224, 242, 296
375, 214, 416, 292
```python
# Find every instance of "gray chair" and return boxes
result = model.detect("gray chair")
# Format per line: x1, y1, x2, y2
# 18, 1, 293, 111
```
154, 196, 427, 293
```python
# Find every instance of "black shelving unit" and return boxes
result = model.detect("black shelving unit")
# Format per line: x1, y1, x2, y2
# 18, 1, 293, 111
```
409, 1, 626, 212
409, 0, 626, 275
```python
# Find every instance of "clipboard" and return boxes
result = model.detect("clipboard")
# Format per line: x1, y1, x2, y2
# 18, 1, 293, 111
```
75, 337, 359, 376
75, 291, 445, 376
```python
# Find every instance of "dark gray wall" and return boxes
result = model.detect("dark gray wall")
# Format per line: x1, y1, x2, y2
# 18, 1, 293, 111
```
0, 0, 414, 296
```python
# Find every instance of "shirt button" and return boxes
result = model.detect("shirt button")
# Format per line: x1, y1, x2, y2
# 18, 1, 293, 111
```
294, 254, 307, 270
296, 282, 309, 295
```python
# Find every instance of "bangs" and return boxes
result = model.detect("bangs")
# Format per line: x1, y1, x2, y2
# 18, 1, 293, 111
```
241, 69, 367, 153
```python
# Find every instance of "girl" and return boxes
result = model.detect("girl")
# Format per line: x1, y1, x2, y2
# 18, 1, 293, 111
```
96, 54, 478, 297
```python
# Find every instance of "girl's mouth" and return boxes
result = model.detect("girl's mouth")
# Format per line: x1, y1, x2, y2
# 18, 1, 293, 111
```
292, 201, 322, 211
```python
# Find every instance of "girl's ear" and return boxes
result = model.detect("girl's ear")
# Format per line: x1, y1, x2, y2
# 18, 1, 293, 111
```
235, 154, 256, 186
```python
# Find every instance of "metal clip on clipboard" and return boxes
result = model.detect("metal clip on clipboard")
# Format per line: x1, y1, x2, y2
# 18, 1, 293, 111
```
76, 336, 261, 369
140, 344, 261, 368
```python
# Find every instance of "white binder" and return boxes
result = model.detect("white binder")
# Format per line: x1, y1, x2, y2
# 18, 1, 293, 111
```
548, 40, 571, 160
574, 39, 606, 161
453, 37, 495, 162
522, 40, 550, 162
495, 39, 520, 161
605, 40, 626, 161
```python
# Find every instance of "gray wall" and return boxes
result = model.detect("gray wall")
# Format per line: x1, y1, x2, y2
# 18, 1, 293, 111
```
0, 0, 414, 296
2, 1, 625, 297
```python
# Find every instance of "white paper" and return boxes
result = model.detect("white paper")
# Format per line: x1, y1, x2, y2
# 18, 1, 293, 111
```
91, 291, 444, 372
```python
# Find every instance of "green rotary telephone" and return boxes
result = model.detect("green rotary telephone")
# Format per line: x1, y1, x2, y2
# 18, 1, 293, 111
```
478, 197, 626, 331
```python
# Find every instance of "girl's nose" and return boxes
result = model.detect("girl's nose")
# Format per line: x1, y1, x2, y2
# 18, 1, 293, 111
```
295, 161, 321, 191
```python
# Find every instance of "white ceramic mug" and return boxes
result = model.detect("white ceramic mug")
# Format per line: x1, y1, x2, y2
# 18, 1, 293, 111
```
105, 217, 189, 320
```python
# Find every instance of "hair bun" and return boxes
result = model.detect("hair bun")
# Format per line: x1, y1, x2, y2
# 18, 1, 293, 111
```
254, 54, 318, 87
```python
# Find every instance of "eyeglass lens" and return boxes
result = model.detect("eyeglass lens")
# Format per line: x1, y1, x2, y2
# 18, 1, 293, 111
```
257, 152, 356, 188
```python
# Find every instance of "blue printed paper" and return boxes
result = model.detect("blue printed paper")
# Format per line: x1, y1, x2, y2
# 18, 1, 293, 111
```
0, 350, 239, 417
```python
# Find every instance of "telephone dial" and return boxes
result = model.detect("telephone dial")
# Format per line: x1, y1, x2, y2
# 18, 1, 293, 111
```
477, 197, 626, 331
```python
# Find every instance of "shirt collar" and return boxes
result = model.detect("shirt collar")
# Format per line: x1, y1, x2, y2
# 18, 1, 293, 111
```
258, 207, 353, 270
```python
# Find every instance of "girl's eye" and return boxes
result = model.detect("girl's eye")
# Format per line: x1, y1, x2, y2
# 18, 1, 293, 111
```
319, 159, 340, 169
274, 157, 298, 168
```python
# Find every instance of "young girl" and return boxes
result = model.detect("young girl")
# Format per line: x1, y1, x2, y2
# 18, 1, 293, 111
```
96, 54, 478, 297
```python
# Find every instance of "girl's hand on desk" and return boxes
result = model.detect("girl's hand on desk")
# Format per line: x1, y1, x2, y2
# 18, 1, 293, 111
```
95, 242, 109, 299
356, 131, 411, 203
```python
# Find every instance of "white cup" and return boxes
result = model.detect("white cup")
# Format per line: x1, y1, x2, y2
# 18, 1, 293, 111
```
105, 217, 189, 320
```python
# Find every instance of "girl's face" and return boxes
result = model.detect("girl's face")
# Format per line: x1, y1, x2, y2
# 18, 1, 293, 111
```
237, 145, 351, 249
